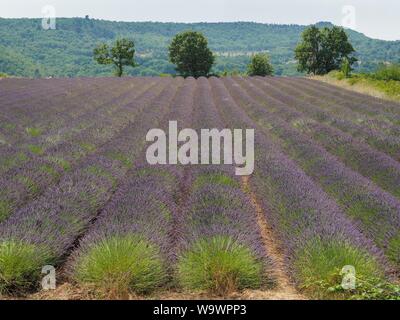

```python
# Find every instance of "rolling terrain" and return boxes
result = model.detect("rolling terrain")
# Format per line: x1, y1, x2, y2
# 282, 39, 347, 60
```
1, 18, 400, 77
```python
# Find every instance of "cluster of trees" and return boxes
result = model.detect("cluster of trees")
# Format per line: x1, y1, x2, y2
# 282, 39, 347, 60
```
94, 25, 356, 78
94, 31, 274, 78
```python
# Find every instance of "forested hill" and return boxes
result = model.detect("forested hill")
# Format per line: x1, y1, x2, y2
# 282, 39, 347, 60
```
1, 18, 400, 77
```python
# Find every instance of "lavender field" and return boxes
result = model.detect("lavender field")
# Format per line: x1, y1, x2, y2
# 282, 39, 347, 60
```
0, 76, 399, 299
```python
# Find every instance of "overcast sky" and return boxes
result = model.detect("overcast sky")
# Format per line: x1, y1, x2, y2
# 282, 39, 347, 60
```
1, 0, 399, 40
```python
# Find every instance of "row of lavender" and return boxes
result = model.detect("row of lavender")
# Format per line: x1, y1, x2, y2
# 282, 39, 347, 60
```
175, 78, 273, 293
237, 77, 400, 200
0, 78, 181, 293
272, 77, 400, 136
252, 77, 400, 163
0, 78, 156, 172
66, 78, 195, 294
223, 77, 400, 267
209, 77, 391, 296
0, 79, 163, 222
0, 79, 132, 172
66, 77, 274, 295
0, 78, 125, 145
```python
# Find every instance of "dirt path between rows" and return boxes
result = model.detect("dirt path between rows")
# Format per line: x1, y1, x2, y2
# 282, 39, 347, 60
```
241, 176, 306, 300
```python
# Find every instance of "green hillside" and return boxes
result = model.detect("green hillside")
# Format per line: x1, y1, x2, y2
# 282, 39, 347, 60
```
1, 18, 399, 77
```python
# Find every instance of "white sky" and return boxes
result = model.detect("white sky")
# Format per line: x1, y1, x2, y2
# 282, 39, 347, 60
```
1, 0, 399, 40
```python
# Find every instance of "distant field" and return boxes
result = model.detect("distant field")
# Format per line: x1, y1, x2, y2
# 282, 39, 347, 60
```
0, 77, 399, 300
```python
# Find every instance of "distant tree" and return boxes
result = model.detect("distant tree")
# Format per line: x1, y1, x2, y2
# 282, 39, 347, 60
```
168, 31, 215, 77
295, 26, 357, 75
341, 57, 352, 78
295, 26, 321, 75
247, 53, 274, 76
93, 38, 136, 77
34, 69, 41, 79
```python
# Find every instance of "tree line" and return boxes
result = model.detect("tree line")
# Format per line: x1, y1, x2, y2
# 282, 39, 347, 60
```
94, 25, 356, 78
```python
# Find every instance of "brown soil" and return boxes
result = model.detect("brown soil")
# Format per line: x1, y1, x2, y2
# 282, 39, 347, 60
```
24, 284, 305, 300
241, 176, 306, 300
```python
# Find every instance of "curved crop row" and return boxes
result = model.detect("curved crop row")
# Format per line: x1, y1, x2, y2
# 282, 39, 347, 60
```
175, 78, 274, 294
233, 77, 400, 199
67, 78, 196, 296
222, 77, 400, 267
0, 79, 169, 223
0, 78, 149, 152
210, 76, 387, 298
0, 78, 182, 293
0, 78, 126, 143
296, 77, 400, 119
0, 79, 156, 170
251, 77, 400, 161
268, 77, 400, 136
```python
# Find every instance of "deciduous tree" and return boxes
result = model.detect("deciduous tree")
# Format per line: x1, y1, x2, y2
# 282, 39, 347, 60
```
295, 26, 357, 75
169, 31, 215, 78
247, 53, 274, 76
94, 38, 136, 77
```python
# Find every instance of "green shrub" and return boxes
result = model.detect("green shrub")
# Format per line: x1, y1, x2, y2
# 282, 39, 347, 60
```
328, 70, 345, 80
73, 235, 166, 296
341, 58, 352, 78
325, 273, 400, 300
0, 241, 51, 294
373, 64, 400, 81
294, 238, 385, 299
177, 236, 263, 295
247, 53, 274, 76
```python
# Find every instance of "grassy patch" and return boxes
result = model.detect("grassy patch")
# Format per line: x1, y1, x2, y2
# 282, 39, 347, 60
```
27, 144, 43, 155
193, 173, 239, 190
85, 165, 116, 186
16, 175, 39, 195
294, 238, 385, 299
315, 70, 400, 102
46, 156, 71, 171
73, 235, 166, 296
105, 151, 132, 168
346, 201, 380, 227
0, 200, 12, 221
25, 127, 42, 138
78, 142, 96, 153
136, 167, 178, 185
39, 164, 60, 179
177, 236, 263, 295
0, 152, 28, 172
3, 123, 16, 130
387, 235, 400, 265
0, 241, 51, 294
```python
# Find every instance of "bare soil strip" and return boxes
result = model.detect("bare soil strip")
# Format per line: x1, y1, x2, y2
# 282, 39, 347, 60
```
241, 176, 306, 300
